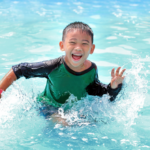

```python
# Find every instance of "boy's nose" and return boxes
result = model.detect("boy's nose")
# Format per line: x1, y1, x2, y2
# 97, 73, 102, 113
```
75, 48, 82, 51
74, 45, 82, 51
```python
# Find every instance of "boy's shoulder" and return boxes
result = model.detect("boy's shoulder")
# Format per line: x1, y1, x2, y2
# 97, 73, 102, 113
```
44, 56, 64, 66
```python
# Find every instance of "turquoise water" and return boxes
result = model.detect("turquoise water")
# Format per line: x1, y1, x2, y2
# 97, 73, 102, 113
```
0, 0, 150, 149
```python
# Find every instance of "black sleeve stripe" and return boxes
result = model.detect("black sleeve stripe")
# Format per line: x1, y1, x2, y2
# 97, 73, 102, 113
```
12, 56, 63, 79
86, 64, 122, 101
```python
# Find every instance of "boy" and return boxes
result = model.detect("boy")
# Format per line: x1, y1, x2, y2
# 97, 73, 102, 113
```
0, 22, 125, 119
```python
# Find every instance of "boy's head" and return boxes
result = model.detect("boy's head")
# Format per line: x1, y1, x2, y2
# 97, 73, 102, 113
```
62, 22, 94, 44
59, 22, 95, 72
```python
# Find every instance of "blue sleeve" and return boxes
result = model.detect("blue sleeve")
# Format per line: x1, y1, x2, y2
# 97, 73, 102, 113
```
86, 69, 122, 101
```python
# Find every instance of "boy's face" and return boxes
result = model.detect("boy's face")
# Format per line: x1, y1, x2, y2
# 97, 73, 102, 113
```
59, 29, 95, 71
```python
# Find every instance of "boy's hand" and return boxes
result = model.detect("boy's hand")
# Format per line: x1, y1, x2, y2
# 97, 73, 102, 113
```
111, 67, 126, 89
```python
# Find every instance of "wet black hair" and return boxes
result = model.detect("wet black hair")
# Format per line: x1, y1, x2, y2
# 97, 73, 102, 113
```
62, 22, 94, 43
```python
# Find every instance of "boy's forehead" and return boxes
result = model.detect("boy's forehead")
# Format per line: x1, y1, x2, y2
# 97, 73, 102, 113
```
65, 29, 91, 40
66, 29, 89, 35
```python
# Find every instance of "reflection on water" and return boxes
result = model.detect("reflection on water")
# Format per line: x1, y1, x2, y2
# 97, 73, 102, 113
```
94, 46, 133, 55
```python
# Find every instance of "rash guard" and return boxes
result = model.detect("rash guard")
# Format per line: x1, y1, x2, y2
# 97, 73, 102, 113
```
12, 56, 122, 107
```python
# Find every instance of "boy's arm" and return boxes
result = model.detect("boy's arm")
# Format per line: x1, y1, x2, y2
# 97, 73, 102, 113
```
0, 61, 48, 99
0, 69, 17, 98
86, 67, 125, 101
0, 56, 63, 98
12, 57, 63, 79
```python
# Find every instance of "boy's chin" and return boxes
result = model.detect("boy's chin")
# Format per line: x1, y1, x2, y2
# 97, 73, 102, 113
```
70, 62, 84, 69
71, 59, 83, 66
72, 60, 82, 64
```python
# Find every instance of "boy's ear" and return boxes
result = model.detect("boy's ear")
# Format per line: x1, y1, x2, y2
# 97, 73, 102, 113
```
59, 41, 64, 51
90, 44, 95, 54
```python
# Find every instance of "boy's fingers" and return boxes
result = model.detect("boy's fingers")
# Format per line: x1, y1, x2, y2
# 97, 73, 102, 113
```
116, 67, 121, 76
120, 69, 126, 76
122, 76, 125, 80
111, 68, 115, 78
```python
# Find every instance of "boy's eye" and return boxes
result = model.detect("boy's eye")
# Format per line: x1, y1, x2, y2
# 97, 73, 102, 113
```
83, 43, 88, 45
69, 42, 76, 44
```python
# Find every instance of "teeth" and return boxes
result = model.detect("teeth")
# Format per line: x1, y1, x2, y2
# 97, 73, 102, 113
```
72, 54, 82, 56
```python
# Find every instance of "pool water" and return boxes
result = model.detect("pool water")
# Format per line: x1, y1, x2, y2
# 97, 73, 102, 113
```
0, 0, 150, 149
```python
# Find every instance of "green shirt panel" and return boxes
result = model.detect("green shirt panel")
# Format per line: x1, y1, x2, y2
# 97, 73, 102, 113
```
38, 63, 96, 107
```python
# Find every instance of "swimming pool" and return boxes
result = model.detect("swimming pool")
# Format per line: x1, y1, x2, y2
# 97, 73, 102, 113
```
0, 0, 150, 149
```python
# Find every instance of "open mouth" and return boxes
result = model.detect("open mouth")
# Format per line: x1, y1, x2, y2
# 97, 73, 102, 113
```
72, 54, 82, 61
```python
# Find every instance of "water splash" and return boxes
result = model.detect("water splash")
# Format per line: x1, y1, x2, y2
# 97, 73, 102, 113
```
59, 56, 148, 131
0, 82, 47, 149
